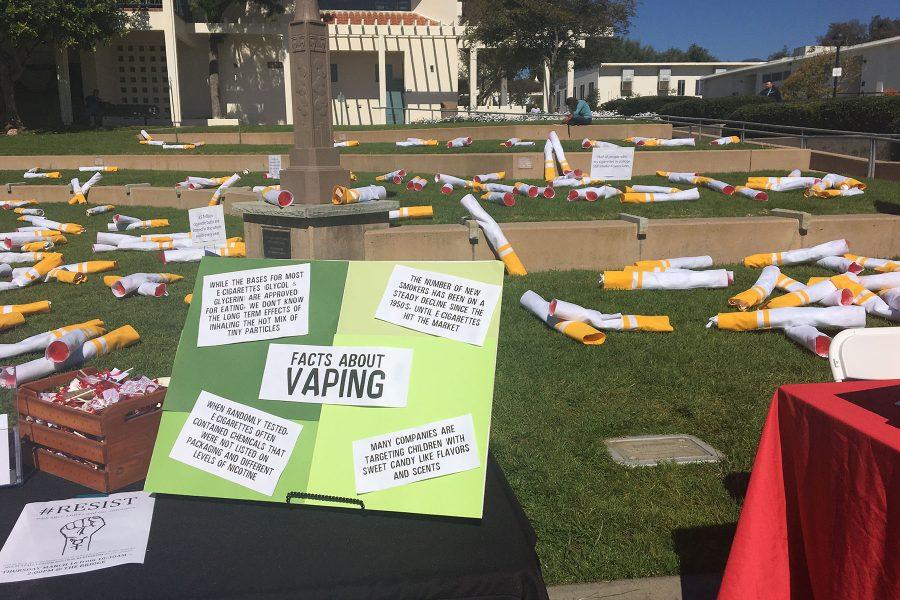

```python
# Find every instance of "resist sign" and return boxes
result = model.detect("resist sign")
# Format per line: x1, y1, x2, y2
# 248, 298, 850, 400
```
169, 391, 302, 496
374, 265, 500, 346
198, 263, 310, 347
258, 344, 413, 407
352, 414, 480, 494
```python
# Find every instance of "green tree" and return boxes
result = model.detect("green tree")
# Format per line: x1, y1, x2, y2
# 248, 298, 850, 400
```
190, 0, 284, 120
767, 45, 790, 61
463, 0, 636, 110
868, 15, 900, 41
818, 19, 867, 46
0, 0, 132, 129
579, 37, 717, 66
781, 52, 863, 101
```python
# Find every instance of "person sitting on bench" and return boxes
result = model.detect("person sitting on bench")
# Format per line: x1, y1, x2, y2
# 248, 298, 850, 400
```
563, 96, 592, 125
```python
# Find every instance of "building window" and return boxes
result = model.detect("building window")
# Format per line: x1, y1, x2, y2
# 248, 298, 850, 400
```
677, 80, 685, 96
695, 80, 702, 95
556, 90, 561, 108
658, 68, 671, 96
579, 84, 584, 99
621, 68, 634, 97
330, 63, 338, 83
588, 81, 595, 97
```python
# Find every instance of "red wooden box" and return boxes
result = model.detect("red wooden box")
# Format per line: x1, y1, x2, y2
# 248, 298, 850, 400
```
16, 368, 165, 492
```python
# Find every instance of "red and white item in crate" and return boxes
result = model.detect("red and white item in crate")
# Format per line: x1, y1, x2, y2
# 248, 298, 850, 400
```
37, 369, 160, 414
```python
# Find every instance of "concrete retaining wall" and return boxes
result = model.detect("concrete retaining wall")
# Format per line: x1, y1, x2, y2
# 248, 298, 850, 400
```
150, 123, 673, 145
365, 214, 900, 271
809, 150, 900, 182
0, 184, 253, 213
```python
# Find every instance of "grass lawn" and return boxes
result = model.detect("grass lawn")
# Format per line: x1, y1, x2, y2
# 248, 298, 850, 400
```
0, 204, 892, 583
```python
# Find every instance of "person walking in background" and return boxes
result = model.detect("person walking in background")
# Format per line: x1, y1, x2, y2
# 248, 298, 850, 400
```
85, 89, 105, 127
563, 96, 593, 125
760, 81, 782, 102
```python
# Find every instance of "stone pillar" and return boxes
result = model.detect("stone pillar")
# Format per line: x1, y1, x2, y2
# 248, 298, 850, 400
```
162, 3, 182, 125
279, 0, 350, 205
281, 32, 294, 125
542, 61, 550, 112
468, 46, 478, 111
377, 35, 387, 125
55, 48, 73, 126
500, 77, 508, 107
566, 59, 575, 97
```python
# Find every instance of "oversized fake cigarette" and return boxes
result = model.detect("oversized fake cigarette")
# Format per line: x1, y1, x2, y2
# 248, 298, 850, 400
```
61, 261, 118, 274
0, 319, 104, 361
97, 232, 189, 246
331, 184, 386, 205
142, 140, 166, 146
104, 273, 181, 287
482, 183, 515, 194
829, 274, 895, 319
389, 206, 433, 221
160, 243, 246, 263
6, 240, 54, 252
549, 131, 579, 177
568, 186, 621, 202
253, 185, 294, 207
878, 288, 900, 310
406, 176, 428, 191
162, 143, 203, 149
0, 264, 10, 277
819, 173, 866, 191
513, 182, 539, 198
601, 269, 731, 290
184, 293, 193, 304
656, 171, 697, 184
502, 138, 532, 147
116, 240, 187, 252
707, 306, 866, 331
11, 254, 63, 287
178, 175, 229, 189
474, 172, 505, 183
139, 129, 153, 141
804, 187, 864, 199
435, 174, 471, 190
784, 325, 831, 357
46, 268, 86, 285
551, 176, 601, 188
763, 280, 841, 309
844, 254, 900, 272
549, 298, 672, 332
745, 177, 819, 192
535, 186, 554, 198
816, 256, 863, 274
13, 208, 44, 216
733, 186, 768, 201
18, 216, 85, 235
68, 172, 102, 205
446, 136, 472, 148
79, 166, 118, 172
744, 239, 849, 268
627, 137, 656, 144
376, 169, 406, 184
543, 140, 557, 182
85, 205, 114, 217
395, 138, 438, 147
693, 176, 734, 195
711, 136, 741, 145
124, 219, 170, 230
137, 282, 167, 297
209, 173, 241, 206
45, 327, 105, 363
626, 185, 680, 194
634, 256, 714, 270
23, 172, 61, 179
481, 192, 516, 207
857, 273, 900, 291
520, 291, 605, 345
1, 200, 39, 209
0, 301, 50, 316
461, 194, 526, 275
638, 138, 696, 147
333, 140, 359, 147
0, 252, 46, 264
582, 139, 619, 149
729, 265, 780, 310
0, 313, 24, 333
621, 188, 700, 203
774, 273, 806, 293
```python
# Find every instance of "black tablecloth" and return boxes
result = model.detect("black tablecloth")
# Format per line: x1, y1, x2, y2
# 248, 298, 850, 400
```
1, 454, 548, 600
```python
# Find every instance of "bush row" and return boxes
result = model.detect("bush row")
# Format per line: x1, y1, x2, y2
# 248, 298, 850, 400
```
599, 95, 685, 116
658, 95, 768, 119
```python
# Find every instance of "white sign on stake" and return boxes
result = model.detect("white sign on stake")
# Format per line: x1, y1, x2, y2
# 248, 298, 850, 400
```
197, 263, 311, 347
832, 67, 843, 77
267, 154, 282, 179
189, 204, 227, 248
352, 414, 480, 494
0, 491, 155, 583
590, 146, 635, 181
374, 265, 500, 346
259, 344, 414, 407
169, 391, 302, 496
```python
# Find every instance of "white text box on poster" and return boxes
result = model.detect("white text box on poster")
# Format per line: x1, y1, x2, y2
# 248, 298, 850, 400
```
189, 204, 227, 248
590, 147, 634, 181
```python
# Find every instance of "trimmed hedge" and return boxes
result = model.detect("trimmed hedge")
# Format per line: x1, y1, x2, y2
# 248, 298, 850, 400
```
600, 95, 685, 116
729, 96, 900, 133
659, 95, 768, 119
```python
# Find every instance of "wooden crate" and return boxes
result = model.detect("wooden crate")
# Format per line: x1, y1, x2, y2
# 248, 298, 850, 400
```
17, 368, 165, 492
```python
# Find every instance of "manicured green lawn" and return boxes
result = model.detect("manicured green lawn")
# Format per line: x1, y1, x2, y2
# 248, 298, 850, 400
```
0, 169, 273, 189
0, 204, 891, 583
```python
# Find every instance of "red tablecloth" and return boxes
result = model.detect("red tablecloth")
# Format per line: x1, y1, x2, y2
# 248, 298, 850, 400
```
719, 379, 900, 600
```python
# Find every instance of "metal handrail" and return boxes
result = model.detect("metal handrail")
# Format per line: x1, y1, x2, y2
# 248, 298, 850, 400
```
654, 113, 900, 142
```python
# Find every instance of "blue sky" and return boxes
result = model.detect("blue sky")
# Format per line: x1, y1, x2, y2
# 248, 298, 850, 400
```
629, 0, 898, 60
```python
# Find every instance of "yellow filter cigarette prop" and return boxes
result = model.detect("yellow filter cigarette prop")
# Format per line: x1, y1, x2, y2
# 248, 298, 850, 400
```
729, 266, 780, 310
460, 194, 526, 276
0, 313, 25, 333
762, 280, 839, 309
707, 306, 866, 331
389, 206, 433, 221
49, 269, 87, 285
600, 269, 731, 290
710, 136, 741, 145
543, 140, 557, 182
520, 291, 605, 345
743, 239, 849, 268
634, 256, 714, 269
185, 293, 193, 305
844, 254, 900, 272
1, 301, 51, 316
62, 261, 118, 274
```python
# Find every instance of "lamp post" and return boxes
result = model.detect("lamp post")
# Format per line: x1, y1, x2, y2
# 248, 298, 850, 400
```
832, 34, 844, 99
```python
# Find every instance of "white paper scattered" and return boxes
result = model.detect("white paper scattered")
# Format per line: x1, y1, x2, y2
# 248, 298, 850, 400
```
267, 154, 282, 180
352, 414, 480, 494
189, 204, 227, 248
258, 344, 413, 407
374, 265, 500, 346
590, 146, 635, 181
169, 391, 302, 496
0, 414, 9, 486
0, 492, 155, 583
197, 263, 310, 347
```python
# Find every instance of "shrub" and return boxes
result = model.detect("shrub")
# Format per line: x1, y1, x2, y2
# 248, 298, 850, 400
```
729, 96, 900, 133
659, 95, 768, 119
600, 95, 684, 116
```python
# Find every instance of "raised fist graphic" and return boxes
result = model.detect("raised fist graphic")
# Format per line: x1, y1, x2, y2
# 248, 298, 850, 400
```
60, 516, 105, 555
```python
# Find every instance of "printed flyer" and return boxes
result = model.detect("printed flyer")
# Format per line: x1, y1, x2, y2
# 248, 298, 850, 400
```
144, 258, 504, 518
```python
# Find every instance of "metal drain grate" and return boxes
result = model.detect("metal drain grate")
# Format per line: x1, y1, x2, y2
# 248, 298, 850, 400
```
605, 434, 722, 467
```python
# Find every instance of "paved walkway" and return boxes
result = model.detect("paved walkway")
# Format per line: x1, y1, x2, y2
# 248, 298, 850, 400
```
548, 573, 722, 600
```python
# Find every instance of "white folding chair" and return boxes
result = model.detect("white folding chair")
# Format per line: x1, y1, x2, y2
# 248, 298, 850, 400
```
829, 328, 900, 382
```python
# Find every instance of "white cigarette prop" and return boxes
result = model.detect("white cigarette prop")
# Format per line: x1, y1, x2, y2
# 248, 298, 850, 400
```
389, 206, 433, 221
17, 216, 84, 235
137, 282, 168, 297
707, 306, 866, 331
601, 269, 731, 290
620, 188, 700, 203
549, 298, 673, 332
124, 219, 170, 231
878, 288, 900, 310
79, 166, 118, 172
633, 256, 714, 269
637, 138, 696, 147
258, 186, 294, 208
728, 266, 780, 310
1, 200, 39, 209
733, 186, 768, 201
331, 185, 386, 205
406, 176, 427, 191
551, 176, 601, 188
857, 273, 900, 291
656, 171, 697, 184
568, 186, 621, 202
819, 173, 866, 190
209, 173, 241, 206
816, 256, 863, 275
844, 254, 900, 272
711, 136, 740, 145
474, 172, 504, 183
744, 239, 849, 268
519, 291, 605, 345
435, 174, 471, 191
23, 172, 61, 179
45, 328, 103, 363
536, 186, 555, 199
549, 131, 579, 177
0, 252, 45, 264
763, 280, 841, 309
582, 139, 619, 149
626, 137, 656, 144
376, 169, 406, 184
12, 208, 43, 216
513, 183, 539, 198
481, 192, 516, 207
0, 319, 104, 361
162, 143, 204, 150
461, 194, 526, 276
333, 140, 359, 148
694, 176, 734, 195
783, 325, 832, 358
482, 183, 516, 194
160, 244, 246, 263
446, 136, 472, 148
746, 177, 820, 192
543, 140, 557, 182
627, 185, 680, 194
139, 130, 152, 141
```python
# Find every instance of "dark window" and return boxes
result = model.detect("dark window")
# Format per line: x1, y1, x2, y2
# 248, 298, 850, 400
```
330, 63, 338, 82
579, 84, 584, 99
677, 80, 685, 96
621, 81, 633, 96
588, 81, 594, 97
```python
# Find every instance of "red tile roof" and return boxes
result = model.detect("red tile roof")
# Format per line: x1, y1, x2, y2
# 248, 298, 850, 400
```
321, 11, 440, 26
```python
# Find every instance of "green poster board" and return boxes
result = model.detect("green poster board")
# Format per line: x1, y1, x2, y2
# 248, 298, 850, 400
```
144, 258, 504, 519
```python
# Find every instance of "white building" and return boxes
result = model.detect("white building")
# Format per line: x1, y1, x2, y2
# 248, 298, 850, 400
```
700, 35, 900, 98
553, 61, 761, 109
49, 0, 494, 127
